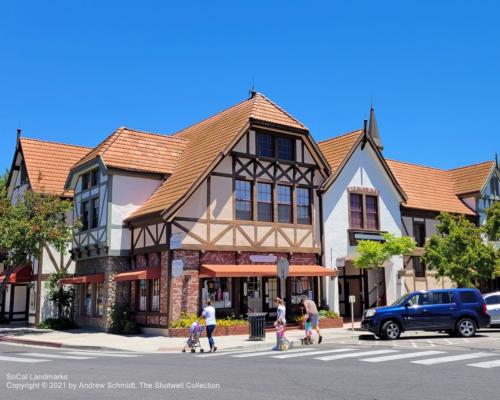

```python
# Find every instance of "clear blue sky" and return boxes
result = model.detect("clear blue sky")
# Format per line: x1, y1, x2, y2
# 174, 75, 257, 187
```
1, 1, 499, 172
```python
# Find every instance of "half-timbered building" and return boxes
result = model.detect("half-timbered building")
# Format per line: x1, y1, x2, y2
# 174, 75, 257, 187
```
2, 133, 90, 324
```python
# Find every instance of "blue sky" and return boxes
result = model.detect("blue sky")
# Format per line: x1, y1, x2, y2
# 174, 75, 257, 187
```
1, 1, 499, 172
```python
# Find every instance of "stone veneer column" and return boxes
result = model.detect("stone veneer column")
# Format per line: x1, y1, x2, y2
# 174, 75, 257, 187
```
159, 251, 169, 327
103, 256, 131, 331
170, 250, 200, 323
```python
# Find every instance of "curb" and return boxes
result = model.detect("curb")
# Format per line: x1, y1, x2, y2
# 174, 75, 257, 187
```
0, 336, 120, 352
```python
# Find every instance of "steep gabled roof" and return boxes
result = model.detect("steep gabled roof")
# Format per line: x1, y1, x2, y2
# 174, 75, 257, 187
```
318, 129, 406, 200
19, 138, 91, 196
386, 160, 476, 215
449, 160, 495, 196
317, 129, 363, 172
72, 127, 188, 175
128, 92, 308, 220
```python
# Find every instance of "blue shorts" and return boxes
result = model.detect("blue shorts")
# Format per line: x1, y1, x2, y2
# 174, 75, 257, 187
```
309, 315, 319, 328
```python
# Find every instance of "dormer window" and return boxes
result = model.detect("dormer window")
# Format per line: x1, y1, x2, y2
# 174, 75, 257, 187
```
256, 132, 295, 161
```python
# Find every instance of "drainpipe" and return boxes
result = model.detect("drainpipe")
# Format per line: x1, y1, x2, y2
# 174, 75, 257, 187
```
318, 188, 325, 307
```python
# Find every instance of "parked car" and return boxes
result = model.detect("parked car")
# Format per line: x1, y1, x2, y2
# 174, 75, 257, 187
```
361, 288, 491, 340
483, 292, 500, 325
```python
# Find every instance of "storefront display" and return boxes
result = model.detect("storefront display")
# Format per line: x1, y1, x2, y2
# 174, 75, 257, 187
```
201, 278, 232, 309
290, 276, 313, 304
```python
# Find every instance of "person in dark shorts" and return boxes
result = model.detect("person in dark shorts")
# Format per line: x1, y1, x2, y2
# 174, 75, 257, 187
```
301, 296, 322, 344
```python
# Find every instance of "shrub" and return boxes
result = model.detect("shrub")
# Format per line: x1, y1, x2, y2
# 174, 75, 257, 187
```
38, 317, 75, 330
169, 312, 247, 328
109, 303, 138, 334
319, 310, 339, 319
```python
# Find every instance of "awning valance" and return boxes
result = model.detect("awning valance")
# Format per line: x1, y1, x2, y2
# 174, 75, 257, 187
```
0, 264, 32, 283
114, 267, 161, 282
60, 273, 105, 285
200, 264, 336, 278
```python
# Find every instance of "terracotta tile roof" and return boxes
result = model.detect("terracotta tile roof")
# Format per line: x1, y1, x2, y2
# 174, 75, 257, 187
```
128, 92, 307, 219
317, 129, 363, 171
386, 159, 476, 215
20, 138, 91, 197
449, 160, 494, 195
73, 127, 188, 175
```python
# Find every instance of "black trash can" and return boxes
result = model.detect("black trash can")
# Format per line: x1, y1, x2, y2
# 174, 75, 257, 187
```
247, 312, 267, 341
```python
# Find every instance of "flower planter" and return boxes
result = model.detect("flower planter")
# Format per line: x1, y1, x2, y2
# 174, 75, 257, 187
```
299, 316, 343, 329
168, 323, 249, 337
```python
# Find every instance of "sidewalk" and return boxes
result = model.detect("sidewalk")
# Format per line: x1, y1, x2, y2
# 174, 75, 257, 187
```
0, 322, 361, 353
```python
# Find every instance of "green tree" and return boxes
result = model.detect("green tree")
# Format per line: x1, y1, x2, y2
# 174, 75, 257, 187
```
0, 188, 78, 300
422, 213, 497, 287
354, 233, 416, 305
45, 271, 75, 319
483, 201, 500, 242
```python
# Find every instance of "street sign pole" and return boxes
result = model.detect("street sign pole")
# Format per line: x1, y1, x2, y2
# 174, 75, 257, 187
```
349, 295, 356, 332
277, 258, 289, 302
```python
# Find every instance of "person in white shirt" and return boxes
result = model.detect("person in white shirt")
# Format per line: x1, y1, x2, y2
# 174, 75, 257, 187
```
201, 299, 217, 352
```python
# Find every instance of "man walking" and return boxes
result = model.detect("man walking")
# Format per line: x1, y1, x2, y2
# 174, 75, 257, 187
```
301, 296, 322, 344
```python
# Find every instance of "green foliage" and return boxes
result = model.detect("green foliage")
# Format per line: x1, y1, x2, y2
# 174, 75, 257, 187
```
45, 272, 75, 319
109, 303, 139, 335
484, 202, 500, 242
169, 312, 247, 328
319, 310, 339, 319
37, 317, 75, 330
354, 233, 416, 270
0, 189, 79, 297
422, 213, 498, 287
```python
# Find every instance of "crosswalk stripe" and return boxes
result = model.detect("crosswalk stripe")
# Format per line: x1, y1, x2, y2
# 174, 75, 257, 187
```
272, 348, 355, 359
412, 352, 495, 365
0, 355, 50, 363
63, 351, 138, 358
196, 349, 263, 358
361, 351, 446, 362
315, 349, 398, 361
21, 352, 95, 360
232, 348, 313, 358
467, 359, 500, 369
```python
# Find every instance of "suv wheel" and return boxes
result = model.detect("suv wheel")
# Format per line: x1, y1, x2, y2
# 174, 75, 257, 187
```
381, 320, 401, 340
456, 318, 476, 338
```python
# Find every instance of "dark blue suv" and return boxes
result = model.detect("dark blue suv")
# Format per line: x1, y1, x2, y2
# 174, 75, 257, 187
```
361, 288, 490, 340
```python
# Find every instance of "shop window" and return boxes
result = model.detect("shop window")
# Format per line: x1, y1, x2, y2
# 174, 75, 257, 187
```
366, 195, 379, 230
266, 278, 278, 309
84, 283, 93, 316
256, 133, 274, 157
91, 198, 99, 229
297, 188, 311, 224
277, 137, 294, 161
81, 201, 89, 231
138, 280, 148, 311
277, 185, 292, 223
290, 277, 313, 305
235, 180, 252, 221
349, 193, 363, 229
201, 278, 232, 309
95, 282, 104, 317
413, 257, 426, 278
151, 279, 160, 312
257, 183, 273, 222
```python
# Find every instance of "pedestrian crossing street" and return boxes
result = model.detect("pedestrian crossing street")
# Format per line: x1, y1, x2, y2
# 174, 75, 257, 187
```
0, 350, 141, 364
196, 346, 500, 369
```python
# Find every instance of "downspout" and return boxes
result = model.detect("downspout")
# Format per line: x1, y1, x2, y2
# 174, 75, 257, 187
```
318, 188, 325, 306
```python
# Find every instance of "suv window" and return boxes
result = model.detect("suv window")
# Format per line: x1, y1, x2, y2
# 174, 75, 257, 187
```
459, 291, 478, 304
431, 292, 455, 304
408, 293, 430, 306
485, 295, 500, 305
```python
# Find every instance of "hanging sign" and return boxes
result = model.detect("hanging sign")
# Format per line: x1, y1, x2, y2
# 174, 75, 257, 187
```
277, 257, 289, 280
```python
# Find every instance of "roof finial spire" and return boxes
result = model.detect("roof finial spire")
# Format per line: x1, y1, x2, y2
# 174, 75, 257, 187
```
17, 127, 21, 140
368, 105, 383, 151
249, 77, 257, 98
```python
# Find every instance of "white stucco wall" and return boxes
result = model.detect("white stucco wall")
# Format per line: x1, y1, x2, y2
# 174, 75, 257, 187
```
322, 144, 404, 311
109, 174, 162, 251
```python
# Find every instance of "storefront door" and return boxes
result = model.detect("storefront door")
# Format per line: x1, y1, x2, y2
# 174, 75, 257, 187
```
246, 277, 262, 313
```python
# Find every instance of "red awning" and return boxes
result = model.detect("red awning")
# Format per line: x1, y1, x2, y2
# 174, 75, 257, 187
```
200, 264, 336, 278
114, 267, 161, 282
59, 273, 105, 285
0, 264, 32, 283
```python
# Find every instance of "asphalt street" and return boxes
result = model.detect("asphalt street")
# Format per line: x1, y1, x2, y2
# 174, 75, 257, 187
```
1, 328, 500, 400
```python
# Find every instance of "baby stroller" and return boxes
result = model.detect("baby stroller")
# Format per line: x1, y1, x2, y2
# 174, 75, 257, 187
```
182, 321, 205, 353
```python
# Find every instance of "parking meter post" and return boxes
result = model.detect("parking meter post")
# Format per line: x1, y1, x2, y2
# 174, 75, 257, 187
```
351, 303, 354, 332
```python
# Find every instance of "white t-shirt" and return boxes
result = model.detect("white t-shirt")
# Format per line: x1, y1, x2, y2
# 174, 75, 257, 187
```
202, 306, 216, 326
277, 304, 286, 324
